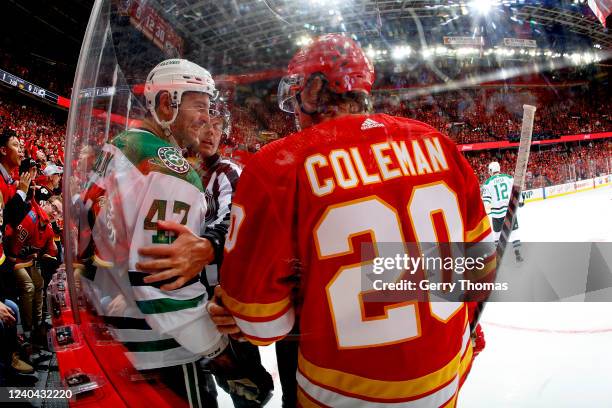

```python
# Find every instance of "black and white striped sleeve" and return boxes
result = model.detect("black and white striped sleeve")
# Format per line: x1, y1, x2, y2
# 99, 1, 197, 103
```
201, 158, 242, 269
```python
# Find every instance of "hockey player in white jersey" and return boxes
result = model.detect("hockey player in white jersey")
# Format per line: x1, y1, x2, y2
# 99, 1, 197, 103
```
77, 59, 270, 406
481, 161, 524, 262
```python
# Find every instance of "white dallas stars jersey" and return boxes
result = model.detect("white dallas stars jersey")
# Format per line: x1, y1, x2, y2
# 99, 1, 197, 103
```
78, 128, 226, 370
481, 173, 514, 219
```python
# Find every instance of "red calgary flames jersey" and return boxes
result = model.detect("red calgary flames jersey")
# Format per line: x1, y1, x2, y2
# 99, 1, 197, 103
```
5, 200, 57, 268
221, 114, 494, 407
0, 167, 19, 266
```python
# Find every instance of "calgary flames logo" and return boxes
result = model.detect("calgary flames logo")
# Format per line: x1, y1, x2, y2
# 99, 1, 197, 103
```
157, 147, 190, 174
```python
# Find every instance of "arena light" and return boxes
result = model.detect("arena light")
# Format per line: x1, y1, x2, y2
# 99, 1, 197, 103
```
392, 45, 412, 60
308, 0, 340, 5
469, 0, 498, 15
365, 45, 386, 61
365, 45, 376, 59
296, 35, 313, 47
582, 53, 595, 64
306, 0, 348, 8
456, 47, 479, 57
421, 48, 434, 59
434, 46, 448, 55
569, 52, 582, 64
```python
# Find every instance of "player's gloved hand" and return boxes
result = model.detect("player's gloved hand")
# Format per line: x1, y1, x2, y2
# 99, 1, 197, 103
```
207, 286, 244, 339
137, 220, 214, 291
205, 339, 274, 405
471, 324, 486, 358
226, 378, 264, 401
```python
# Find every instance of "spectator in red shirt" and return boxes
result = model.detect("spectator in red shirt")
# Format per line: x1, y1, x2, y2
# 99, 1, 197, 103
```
4, 158, 57, 347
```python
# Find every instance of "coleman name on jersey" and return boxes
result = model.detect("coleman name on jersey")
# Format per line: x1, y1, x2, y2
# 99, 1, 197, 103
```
304, 136, 449, 197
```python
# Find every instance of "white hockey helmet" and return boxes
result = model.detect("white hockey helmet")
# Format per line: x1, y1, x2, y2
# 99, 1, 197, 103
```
144, 59, 218, 133
488, 161, 501, 175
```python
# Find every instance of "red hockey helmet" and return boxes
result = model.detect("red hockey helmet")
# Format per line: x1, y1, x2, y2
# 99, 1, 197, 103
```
278, 34, 375, 113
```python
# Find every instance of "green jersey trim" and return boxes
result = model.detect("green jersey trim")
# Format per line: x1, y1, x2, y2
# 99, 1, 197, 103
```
123, 338, 182, 353
489, 209, 507, 216
136, 294, 206, 314
483, 173, 512, 185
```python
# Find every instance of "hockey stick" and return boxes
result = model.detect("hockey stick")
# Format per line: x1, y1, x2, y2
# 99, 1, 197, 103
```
471, 104, 536, 332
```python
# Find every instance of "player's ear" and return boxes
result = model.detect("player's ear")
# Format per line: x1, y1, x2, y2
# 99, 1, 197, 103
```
157, 91, 174, 120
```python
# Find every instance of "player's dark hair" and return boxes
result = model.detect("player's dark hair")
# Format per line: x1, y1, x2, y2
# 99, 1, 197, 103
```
320, 89, 372, 114
303, 73, 372, 115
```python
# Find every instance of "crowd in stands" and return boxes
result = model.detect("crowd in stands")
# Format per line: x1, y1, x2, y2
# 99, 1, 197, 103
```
225, 87, 611, 187
0, 98, 65, 166
465, 140, 612, 188
374, 59, 600, 91
228, 83, 611, 149
0, 95, 65, 385
374, 85, 611, 144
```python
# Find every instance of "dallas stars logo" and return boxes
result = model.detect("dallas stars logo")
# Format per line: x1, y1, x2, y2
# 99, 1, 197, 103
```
157, 147, 190, 174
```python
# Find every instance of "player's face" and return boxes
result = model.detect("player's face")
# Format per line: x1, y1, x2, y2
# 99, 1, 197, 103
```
292, 77, 321, 130
198, 116, 222, 158
172, 92, 211, 150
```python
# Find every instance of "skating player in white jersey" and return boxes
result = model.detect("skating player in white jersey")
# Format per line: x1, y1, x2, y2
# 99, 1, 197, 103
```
481, 161, 524, 262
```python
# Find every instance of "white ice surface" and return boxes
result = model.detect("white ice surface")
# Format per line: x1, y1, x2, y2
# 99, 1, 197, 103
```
460, 186, 612, 407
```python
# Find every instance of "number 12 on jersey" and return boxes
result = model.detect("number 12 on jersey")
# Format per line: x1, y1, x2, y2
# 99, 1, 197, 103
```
494, 183, 508, 201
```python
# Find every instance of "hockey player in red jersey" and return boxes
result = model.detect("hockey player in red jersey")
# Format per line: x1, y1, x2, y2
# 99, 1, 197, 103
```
213, 35, 495, 407
214, 34, 496, 407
